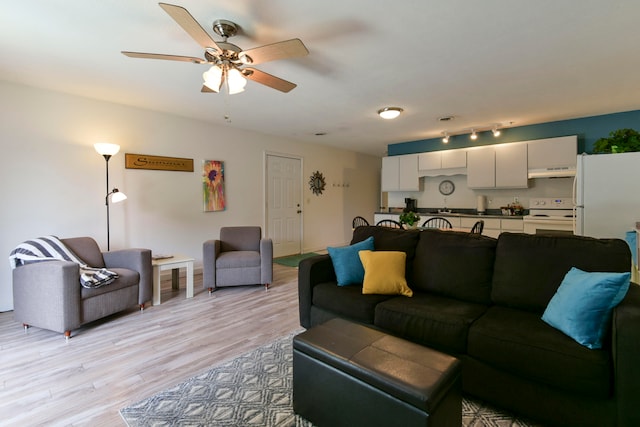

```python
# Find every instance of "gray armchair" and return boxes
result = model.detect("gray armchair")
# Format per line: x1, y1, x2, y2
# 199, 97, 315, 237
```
12, 237, 152, 339
203, 226, 273, 293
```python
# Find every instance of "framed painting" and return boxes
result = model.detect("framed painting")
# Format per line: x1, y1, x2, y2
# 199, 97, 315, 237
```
202, 160, 225, 212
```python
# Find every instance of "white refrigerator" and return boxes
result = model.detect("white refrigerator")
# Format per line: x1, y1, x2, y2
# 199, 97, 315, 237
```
574, 152, 640, 239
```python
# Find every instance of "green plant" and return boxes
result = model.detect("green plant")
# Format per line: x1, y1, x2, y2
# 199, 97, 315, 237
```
399, 211, 421, 226
593, 128, 640, 153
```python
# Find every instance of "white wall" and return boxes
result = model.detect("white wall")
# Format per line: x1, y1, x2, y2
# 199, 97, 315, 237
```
0, 81, 381, 311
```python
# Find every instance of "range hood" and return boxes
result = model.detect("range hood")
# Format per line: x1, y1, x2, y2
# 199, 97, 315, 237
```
528, 166, 576, 178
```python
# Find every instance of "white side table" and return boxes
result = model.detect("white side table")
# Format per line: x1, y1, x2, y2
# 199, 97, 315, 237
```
152, 255, 195, 305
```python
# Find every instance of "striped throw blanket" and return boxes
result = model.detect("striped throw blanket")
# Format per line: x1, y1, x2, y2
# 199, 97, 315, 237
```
9, 236, 119, 288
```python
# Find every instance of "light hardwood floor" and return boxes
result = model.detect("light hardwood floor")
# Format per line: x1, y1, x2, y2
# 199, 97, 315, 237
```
0, 264, 301, 426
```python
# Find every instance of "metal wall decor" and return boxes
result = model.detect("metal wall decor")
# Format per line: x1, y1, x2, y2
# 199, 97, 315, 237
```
309, 171, 326, 195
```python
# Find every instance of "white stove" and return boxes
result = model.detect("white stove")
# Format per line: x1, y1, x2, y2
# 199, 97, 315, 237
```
523, 197, 575, 235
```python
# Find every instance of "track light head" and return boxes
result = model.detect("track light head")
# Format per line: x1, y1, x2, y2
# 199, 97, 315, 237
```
442, 132, 449, 143
492, 126, 501, 137
470, 130, 478, 140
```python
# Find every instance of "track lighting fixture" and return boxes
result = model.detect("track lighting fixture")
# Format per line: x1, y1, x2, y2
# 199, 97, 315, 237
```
439, 123, 507, 143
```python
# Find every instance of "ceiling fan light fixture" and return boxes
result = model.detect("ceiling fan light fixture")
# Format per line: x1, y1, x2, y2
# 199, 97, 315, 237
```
203, 65, 223, 92
377, 107, 403, 120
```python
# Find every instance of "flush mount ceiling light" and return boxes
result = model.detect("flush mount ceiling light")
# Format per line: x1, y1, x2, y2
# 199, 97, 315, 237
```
377, 107, 403, 120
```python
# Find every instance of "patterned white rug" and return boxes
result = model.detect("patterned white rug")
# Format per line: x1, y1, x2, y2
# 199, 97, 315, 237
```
120, 331, 540, 426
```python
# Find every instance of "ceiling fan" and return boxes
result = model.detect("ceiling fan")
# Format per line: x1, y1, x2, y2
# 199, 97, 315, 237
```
122, 3, 309, 94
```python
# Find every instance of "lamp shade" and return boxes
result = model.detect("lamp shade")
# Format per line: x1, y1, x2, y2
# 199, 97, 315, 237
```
227, 67, 247, 94
203, 65, 223, 92
94, 143, 120, 156
110, 189, 127, 203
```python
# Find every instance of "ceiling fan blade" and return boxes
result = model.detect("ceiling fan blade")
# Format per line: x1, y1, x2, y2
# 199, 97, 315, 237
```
240, 39, 308, 65
122, 51, 206, 63
159, 3, 222, 53
201, 85, 218, 93
243, 68, 297, 93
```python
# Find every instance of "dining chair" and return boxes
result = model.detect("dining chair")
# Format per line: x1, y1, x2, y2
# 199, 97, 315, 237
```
375, 219, 405, 229
470, 220, 485, 234
421, 217, 453, 229
352, 216, 370, 229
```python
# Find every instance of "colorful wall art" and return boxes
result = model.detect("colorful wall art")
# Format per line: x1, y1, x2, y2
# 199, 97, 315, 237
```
203, 160, 225, 212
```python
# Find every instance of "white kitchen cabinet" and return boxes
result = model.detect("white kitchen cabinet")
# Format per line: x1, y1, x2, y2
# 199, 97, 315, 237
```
381, 155, 419, 191
495, 143, 528, 188
467, 146, 495, 188
501, 218, 524, 232
467, 143, 527, 189
527, 136, 577, 177
418, 149, 466, 176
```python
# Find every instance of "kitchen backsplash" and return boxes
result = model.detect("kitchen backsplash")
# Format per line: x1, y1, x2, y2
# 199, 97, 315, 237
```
385, 174, 574, 211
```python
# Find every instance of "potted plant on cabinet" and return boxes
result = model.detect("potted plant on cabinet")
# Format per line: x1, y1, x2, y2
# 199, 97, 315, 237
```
593, 128, 640, 153
399, 211, 421, 229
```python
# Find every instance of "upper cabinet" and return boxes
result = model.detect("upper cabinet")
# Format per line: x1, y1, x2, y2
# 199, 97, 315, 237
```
382, 154, 419, 191
467, 143, 528, 189
418, 149, 466, 176
527, 136, 577, 178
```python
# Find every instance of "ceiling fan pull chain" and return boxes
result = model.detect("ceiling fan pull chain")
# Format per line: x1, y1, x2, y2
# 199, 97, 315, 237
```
224, 80, 232, 123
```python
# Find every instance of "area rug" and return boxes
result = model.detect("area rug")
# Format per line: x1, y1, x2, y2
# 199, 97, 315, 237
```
120, 332, 541, 427
273, 253, 320, 268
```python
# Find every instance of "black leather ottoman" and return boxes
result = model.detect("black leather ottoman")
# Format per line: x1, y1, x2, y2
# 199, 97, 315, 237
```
293, 318, 462, 427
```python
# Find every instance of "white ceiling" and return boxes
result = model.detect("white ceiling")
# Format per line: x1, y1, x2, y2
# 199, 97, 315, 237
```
2, 1, 639, 157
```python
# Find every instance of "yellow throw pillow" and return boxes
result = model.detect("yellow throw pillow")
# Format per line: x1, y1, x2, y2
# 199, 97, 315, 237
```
358, 250, 413, 297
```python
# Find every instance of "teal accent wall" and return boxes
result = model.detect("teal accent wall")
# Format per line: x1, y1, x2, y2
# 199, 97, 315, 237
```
387, 109, 640, 156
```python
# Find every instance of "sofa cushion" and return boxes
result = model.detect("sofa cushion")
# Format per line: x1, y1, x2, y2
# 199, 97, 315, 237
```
351, 226, 420, 283
492, 233, 631, 313
327, 236, 375, 286
468, 306, 612, 398
542, 267, 630, 349
412, 230, 496, 304
312, 281, 394, 324
374, 292, 488, 354
359, 250, 413, 297
216, 251, 261, 268
62, 237, 105, 268
80, 268, 140, 299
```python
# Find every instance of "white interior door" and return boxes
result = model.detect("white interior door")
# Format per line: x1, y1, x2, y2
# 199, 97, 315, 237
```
265, 154, 302, 257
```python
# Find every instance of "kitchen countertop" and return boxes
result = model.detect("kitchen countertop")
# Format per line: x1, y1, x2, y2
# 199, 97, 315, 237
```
375, 208, 527, 219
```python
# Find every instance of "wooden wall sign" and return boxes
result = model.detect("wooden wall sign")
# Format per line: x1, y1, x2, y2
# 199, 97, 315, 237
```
125, 153, 194, 172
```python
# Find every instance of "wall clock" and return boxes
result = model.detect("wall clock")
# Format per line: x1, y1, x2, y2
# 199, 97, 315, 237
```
438, 179, 455, 195
309, 171, 326, 195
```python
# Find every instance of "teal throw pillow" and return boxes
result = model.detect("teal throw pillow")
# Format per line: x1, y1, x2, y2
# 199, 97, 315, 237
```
327, 236, 375, 286
542, 267, 631, 349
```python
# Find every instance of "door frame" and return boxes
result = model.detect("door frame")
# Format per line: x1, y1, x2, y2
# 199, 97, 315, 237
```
263, 151, 304, 255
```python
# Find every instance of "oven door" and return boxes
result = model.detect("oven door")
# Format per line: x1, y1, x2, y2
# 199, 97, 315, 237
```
523, 216, 575, 235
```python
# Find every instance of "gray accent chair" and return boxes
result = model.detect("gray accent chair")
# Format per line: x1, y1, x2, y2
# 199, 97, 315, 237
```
203, 226, 273, 293
12, 237, 152, 339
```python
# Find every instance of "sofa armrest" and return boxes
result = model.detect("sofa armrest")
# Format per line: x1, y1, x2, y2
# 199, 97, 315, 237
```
103, 249, 152, 305
203, 239, 220, 290
260, 238, 273, 284
12, 261, 82, 333
613, 282, 640, 426
298, 254, 335, 328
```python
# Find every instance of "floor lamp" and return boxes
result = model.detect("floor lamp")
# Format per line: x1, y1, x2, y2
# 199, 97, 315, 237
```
94, 143, 127, 251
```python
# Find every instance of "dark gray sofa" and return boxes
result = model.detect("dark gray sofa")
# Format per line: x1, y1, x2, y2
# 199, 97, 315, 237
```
298, 226, 640, 426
